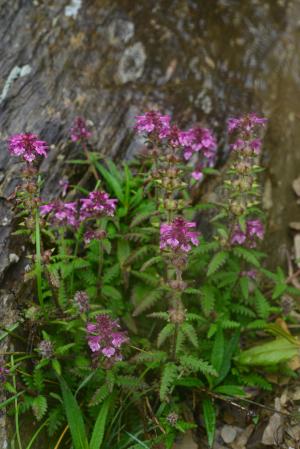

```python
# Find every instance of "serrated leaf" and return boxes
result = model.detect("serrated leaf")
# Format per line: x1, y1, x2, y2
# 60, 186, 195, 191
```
211, 328, 224, 373
181, 323, 198, 348
157, 323, 175, 347
133, 289, 164, 316
207, 251, 228, 276
89, 397, 112, 449
160, 363, 178, 401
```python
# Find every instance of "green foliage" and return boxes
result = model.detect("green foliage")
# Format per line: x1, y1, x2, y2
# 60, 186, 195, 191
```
8, 127, 300, 449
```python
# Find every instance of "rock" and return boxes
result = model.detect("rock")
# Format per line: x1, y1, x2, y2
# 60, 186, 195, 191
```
294, 234, 300, 267
172, 431, 198, 449
117, 42, 146, 84
108, 19, 135, 46
261, 398, 284, 445
292, 177, 300, 196
289, 222, 300, 231
8, 253, 19, 264
221, 425, 237, 444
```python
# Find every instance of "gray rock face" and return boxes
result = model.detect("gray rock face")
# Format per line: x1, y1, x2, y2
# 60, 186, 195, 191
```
0, 0, 297, 447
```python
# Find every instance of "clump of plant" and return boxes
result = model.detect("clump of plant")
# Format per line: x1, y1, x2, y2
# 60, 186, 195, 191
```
1, 112, 299, 449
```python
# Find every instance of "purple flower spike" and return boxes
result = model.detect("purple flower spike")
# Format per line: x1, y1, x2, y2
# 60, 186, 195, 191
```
86, 314, 128, 363
179, 127, 216, 162
40, 200, 78, 227
135, 111, 171, 139
70, 117, 92, 142
8, 133, 48, 164
80, 191, 117, 221
231, 219, 264, 248
160, 217, 200, 253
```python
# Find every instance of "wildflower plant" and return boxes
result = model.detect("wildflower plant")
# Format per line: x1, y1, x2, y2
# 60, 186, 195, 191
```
2, 113, 300, 449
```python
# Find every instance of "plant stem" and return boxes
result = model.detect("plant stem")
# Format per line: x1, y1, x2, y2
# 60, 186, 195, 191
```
11, 355, 23, 449
35, 207, 43, 307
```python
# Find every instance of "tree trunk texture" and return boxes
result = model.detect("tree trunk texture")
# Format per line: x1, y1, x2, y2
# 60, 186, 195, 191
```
0, 0, 297, 446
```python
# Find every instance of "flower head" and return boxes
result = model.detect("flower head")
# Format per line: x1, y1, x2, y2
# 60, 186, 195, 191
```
227, 113, 267, 134
179, 127, 216, 162
8, 133, 48, 164
80, 191, 117, 221
135, 111, 171, 139
70, 117, 92, 142
38, 340, 54, 359
86, 315, 128, 362
74, 291, 89, 313
40, 200, 78, 227
231, 219, 264, 248
160, 217, 200, 253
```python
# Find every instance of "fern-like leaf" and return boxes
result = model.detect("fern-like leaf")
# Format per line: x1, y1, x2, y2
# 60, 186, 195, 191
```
207, 251, 228, 276
180, 355, 218, 377
157, 323, 175, 348
160, 363, 178, 401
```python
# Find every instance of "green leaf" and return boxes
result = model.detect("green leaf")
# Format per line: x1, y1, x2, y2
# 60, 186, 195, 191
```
211, 328, 224, 373
32, 395, 47, 421
89, 397, 111, 449
207, 251, 228, 276
133, 289, 164, 316
254, 288, 270, 319
102, 285, 122, 301
200, 286, 215, 317
89, 385, 110, 407
59, 376, 89, 449
236, 337, 299, 366
233, 247, 260, 267
180, 355, 218, 377
160, 363, 178, 401
213, 385, 245, 396
157, 323, 175, 347
181, 323, 198, 348
272, 282, 287, 299
96, 163, 125, 204
202, 398, 216, 447
240, 277, 249, 300
117, 239, 130, 265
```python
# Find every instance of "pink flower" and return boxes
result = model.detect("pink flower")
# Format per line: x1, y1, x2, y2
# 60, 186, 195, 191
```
86, 315, 128, 362
40, 200, 78, 227
80, 191, 117, 221
231, 219, 264, 247
179, 127, 216, 162
135, 111, 171, 139
227, 114, 267, 134
70, 117, 92, 142
160, 217, 200, 253
8, 133, 48, 164
247, 219, 264, 240
192, 170, 204, 181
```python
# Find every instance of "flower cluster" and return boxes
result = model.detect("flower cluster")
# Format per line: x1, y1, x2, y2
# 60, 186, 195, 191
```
80, 191, 117, 221
135, 112, 216, 183
135, 111, 171, 139
40, 200, 78, 227
178, 126, 216, 161
40, 191, 117, 228
8, 133, 48, 164
74, 291, 89, 314
231, 219, 264, 248
228, 113, 267, 154
38, 340, 54, 359
87, 314, 128, 361
70, 117, 92, 142
160, 217, 200, 253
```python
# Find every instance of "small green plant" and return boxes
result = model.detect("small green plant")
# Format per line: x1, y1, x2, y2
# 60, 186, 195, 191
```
1, 113, 299, 448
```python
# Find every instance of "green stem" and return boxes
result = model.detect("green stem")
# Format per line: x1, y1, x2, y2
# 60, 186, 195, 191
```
35, 208, 43, 307
11, 355, 23, 449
